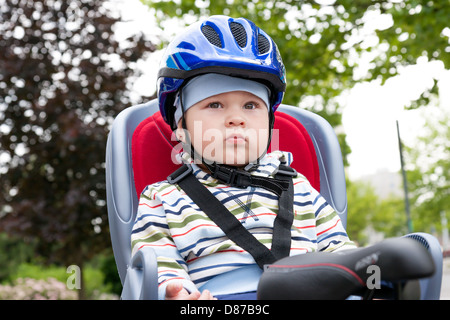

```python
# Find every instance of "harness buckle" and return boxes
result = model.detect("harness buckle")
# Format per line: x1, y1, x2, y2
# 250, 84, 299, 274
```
212, 166, 252, 189
276, 166, 298, 177
167, 164, 193, 184
232, 170, 252, 189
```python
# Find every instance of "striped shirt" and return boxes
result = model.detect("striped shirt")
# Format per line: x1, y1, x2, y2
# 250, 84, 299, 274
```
131, 151, 356, 299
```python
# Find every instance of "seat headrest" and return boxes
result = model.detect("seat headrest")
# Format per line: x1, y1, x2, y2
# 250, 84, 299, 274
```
132, 111, 319, 195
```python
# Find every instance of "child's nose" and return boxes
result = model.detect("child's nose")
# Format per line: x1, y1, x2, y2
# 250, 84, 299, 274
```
225, 113, 245, 127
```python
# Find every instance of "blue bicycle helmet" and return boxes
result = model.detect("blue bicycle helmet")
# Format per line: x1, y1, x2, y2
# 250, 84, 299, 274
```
157, 15, 286, 129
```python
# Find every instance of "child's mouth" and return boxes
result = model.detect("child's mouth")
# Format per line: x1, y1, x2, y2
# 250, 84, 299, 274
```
225, 134, 246, 145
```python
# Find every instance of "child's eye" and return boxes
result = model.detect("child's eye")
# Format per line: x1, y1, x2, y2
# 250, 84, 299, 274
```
207, 102, 222, 109
243, 102, 258, 110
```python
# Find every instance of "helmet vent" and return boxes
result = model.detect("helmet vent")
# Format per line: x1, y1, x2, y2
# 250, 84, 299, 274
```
229, 22, 247, 48
201, 25, 223, 48
257, 34, 270, 54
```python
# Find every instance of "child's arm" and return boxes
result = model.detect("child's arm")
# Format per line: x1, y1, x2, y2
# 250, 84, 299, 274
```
309, 184, 356, 252
131, 187, 199, 299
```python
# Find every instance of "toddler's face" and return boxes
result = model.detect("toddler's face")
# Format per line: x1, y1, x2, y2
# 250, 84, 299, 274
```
178, 91, 270, 167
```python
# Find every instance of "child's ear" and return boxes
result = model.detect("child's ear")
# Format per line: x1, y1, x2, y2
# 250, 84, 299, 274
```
175, 125, 186, 143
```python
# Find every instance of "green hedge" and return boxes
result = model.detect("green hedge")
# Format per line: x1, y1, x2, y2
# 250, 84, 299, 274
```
5, 262, 118, 300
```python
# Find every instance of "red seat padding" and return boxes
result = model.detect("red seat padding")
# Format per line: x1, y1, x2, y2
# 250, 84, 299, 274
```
270, 112, 319, 190
132, 111, 319, 195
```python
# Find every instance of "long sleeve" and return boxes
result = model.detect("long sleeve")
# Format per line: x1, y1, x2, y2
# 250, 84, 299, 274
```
309, 185, 355, 252
131, 184, 198, 299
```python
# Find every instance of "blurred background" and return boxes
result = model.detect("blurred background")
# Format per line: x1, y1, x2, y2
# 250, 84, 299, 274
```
0, 0, 448, 300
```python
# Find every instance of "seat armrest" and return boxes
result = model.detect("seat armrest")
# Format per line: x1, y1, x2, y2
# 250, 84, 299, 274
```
404, 232, 443, 300
121, 247, 159, 300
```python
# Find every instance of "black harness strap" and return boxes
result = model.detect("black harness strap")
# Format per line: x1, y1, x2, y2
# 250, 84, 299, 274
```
272, 165, 295, 260
168, 164, 295, 269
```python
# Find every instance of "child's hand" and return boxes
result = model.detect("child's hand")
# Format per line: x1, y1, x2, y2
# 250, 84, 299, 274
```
165, 281, 216, 300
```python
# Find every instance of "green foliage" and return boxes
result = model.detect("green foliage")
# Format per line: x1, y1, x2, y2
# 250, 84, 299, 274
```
0, 233, 36, 282
371, 196, 408, 238
404, 106, 450, 233
346, 179, 378, 245
8, 263, 70, 284
371, 0, 450, 109
346, 179, 408, 245
5, 261, 117, 299
99, 253, 122, 296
